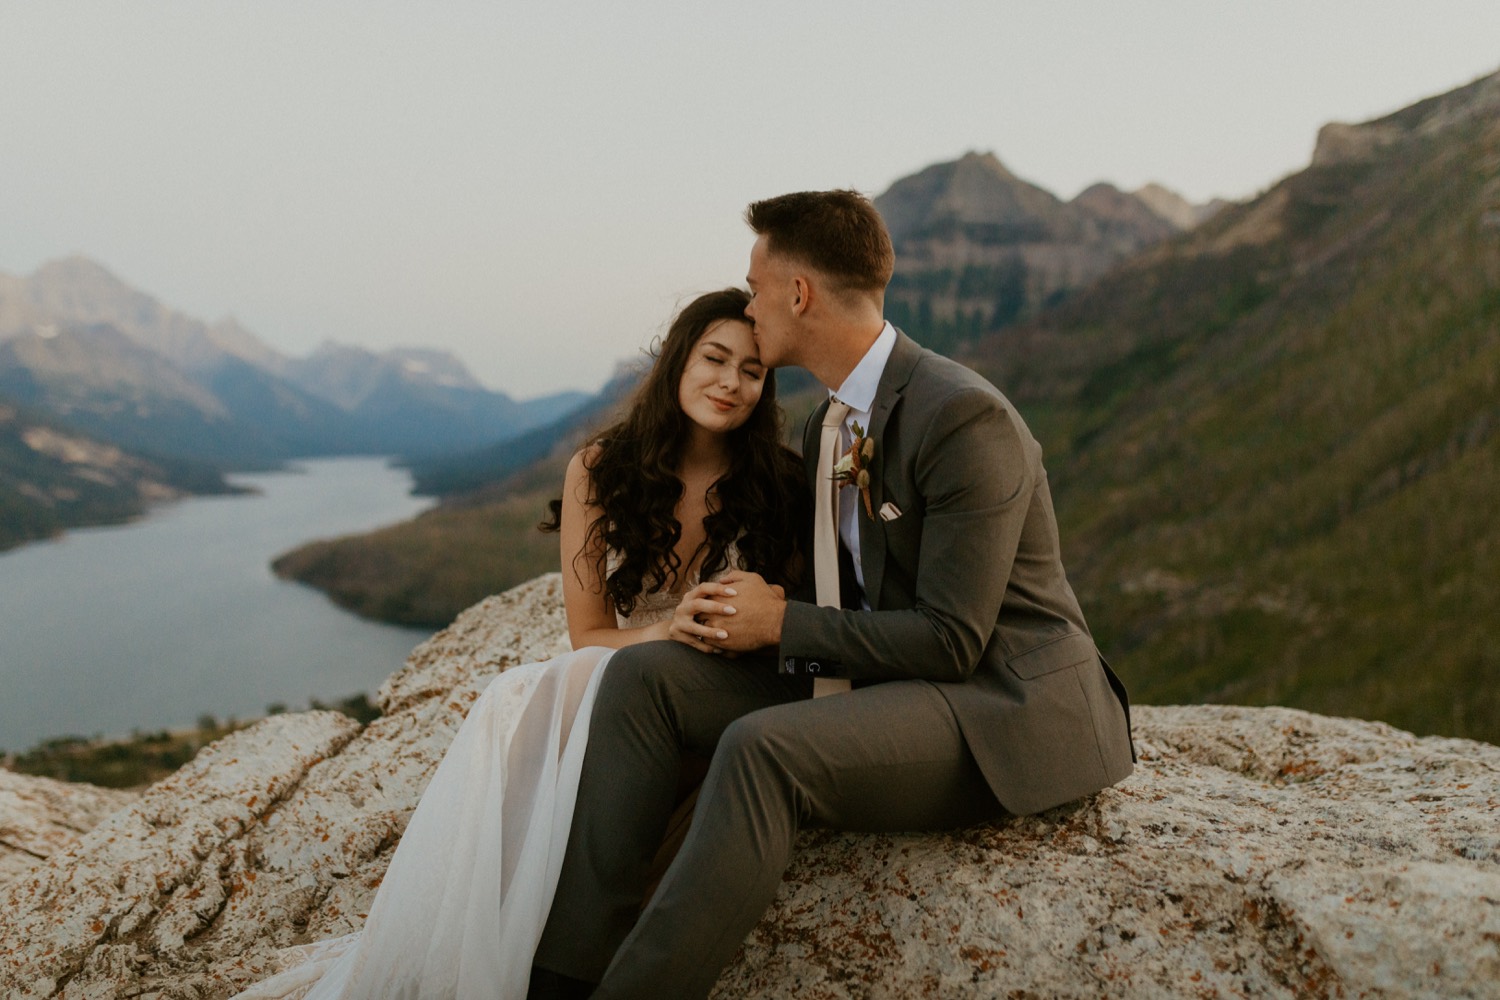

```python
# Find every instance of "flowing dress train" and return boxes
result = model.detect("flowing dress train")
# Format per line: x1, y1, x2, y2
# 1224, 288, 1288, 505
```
235, 587, 686, 1000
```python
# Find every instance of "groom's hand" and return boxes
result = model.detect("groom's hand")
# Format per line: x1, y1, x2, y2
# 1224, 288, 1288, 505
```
700, 570, 785, 652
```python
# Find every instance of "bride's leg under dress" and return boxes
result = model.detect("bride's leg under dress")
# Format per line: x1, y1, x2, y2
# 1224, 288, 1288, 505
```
234, 645, 613, 1000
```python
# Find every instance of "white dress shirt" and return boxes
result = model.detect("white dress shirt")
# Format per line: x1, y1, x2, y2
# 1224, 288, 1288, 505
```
828, 321, 897, 605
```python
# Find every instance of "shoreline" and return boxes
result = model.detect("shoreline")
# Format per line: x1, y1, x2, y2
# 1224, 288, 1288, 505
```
2, 692, 380, 790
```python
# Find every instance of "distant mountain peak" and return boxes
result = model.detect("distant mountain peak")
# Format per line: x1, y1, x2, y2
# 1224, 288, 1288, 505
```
14, 255, 283, 375
27, 255, 152, 322
1131, 183, 1224, 229
872, 152, 1221, 351
954, 149, 1020, 181
32, 254, 124, 284
287, 343, 489, 410
875, 150, 1072, 245
386, 347, 483, 391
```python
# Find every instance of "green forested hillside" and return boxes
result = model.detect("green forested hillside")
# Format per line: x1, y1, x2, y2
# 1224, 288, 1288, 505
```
0, 397, 232, 551
966, 72, 1500, 741
271, 488, 565, 628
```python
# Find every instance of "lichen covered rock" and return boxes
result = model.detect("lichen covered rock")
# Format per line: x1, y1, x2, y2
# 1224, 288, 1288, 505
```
0, 771, 136, 885
720, 707, 1500, 999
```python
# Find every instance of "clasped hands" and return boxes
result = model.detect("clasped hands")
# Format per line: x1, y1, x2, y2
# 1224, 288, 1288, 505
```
665, 570, 785, 656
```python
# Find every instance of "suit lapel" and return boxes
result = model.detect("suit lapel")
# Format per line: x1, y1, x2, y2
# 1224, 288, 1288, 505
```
859, 330, 922, 611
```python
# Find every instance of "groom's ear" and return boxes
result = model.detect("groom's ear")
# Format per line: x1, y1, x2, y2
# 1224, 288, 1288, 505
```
791, 274, 812, 316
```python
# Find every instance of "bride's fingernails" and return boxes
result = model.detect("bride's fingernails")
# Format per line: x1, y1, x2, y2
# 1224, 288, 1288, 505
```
724, 588, 737, 596
716, 630, 728, 639
723, 606, 736, 615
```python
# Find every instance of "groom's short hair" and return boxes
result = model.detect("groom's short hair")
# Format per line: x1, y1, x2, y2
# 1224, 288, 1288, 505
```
746, 190, 894, 295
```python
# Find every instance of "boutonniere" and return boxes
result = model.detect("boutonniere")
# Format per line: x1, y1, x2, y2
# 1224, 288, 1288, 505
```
831, 421, 876, 518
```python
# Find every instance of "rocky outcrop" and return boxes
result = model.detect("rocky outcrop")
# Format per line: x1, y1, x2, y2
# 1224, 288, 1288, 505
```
1310, 121, 1406, 168
722, 709, 1500, 999
1314, 68, 1500, 168
3, 574, 1497, 998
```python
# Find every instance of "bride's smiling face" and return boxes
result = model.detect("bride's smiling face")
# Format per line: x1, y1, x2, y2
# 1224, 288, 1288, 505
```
677, 319, 766, 435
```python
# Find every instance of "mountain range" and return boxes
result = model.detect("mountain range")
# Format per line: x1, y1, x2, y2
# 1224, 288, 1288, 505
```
272, 68, 1500, 745
0, 257, 586, 469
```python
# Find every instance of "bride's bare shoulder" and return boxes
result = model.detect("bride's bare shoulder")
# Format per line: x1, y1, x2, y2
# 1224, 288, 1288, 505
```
570, 441, 610, 474
565, 443, 606, 490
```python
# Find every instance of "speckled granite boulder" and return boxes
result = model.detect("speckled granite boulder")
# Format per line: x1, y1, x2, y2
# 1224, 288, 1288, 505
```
719, 707, 1500, 1000
2, 573, 1497, 999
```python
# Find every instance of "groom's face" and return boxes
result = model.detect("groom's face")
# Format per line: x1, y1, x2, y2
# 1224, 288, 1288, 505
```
744, 235, 798, 368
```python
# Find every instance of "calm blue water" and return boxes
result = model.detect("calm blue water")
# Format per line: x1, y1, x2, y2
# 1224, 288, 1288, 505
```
0, 457, 436, 752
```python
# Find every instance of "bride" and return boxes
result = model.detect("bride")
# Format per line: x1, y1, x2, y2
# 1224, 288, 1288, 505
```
236, 288, 806, 1000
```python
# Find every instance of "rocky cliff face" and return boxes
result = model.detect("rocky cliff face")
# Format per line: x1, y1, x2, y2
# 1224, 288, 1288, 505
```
2, 575, 1497, 999
873, 151, 1218, 355
1313, 68, 1500, 167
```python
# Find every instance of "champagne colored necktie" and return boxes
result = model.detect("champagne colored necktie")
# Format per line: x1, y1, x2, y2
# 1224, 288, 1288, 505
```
812, 399, 852, 697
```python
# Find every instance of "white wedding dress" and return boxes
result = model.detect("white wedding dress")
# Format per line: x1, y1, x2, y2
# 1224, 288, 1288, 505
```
234, 577, 692, 1000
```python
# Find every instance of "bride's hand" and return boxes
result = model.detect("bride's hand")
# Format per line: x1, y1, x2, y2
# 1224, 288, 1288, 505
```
666, 581, 739, 655
696, 571, 786, 652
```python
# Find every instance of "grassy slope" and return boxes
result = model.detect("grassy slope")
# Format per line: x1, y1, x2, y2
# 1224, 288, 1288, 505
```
968, 101, 1499, 742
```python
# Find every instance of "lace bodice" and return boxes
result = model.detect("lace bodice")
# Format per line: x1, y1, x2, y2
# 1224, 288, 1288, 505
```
611, 542, 742, 629
619, 590, 683, 630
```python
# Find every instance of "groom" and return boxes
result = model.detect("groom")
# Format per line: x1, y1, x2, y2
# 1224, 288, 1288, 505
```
531, 190, 1134, 999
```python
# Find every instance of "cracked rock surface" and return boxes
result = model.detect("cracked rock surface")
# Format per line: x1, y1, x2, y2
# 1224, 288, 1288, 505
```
3, 573, 1497, 999
0, 772, 137, 886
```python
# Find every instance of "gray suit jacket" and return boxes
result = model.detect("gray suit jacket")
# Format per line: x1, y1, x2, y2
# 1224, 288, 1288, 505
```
780, 330, 1134, 815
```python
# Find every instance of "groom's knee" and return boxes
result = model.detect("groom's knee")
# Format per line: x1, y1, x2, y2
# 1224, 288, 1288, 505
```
716, 710, 797, 784
597, 641, 710, 723
711, 710, 807, 828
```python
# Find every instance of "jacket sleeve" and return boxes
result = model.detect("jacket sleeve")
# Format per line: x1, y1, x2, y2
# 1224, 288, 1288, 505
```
780, 385, 1032, 682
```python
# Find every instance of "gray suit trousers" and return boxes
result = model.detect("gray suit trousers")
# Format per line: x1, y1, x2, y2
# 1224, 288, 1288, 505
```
533, 640, 1006, 999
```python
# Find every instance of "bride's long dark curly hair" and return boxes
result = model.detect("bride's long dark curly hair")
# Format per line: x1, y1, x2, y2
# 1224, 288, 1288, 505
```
541, 288, 807, 617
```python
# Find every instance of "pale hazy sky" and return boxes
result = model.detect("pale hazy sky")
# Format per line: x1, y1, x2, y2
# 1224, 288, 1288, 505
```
2, 2, 1497, 398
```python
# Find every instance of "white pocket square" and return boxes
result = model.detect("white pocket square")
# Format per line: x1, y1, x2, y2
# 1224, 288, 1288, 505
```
878, 501, 902, 522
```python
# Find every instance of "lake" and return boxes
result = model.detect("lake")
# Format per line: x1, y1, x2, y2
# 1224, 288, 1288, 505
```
0, 457, 436, 752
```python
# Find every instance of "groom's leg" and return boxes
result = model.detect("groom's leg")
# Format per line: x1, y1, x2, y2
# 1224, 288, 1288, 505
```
533, 640, 808, 984
593, 679, 1004, 1000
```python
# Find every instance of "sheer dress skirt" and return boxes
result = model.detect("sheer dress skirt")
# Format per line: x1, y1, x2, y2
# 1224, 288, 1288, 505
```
234, 645, 613, 1000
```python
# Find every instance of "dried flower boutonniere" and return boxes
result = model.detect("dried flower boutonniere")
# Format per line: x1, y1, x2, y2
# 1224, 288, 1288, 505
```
831, 421, 876, 518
